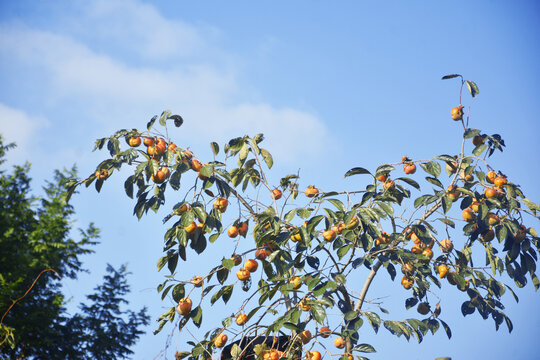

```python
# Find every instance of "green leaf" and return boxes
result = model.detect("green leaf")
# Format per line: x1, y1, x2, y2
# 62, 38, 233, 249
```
172, 284, 185, 302
442, 196, 453, 214
344, 167, 371, 177
375, 164, 395, 177
157, 255, 168, 272
124, 176, 134, 198
200, 164, 214, 178
260, 149, 273, 169
210, 142, 219, 156
436, 154, 456, 163
437, 218, 455, 228
472, 144, 487, 156
463, 128, 480, 139
191, 306, 202, 328
333, 273, 347, 284
168, 114, 184, 127
397, 177, 420, 190
414, 194, 431, 208
354, 344, 376, 353
159, 110, 172, 126
441, 74, 461, 80
419, 161, 441, 178
425, 176, 443, 189
310, 304, 326, 324
439, 319, 452, 339
465, 80, 480, 98
365, 312, 381, 333
327, 198, 345, 212
222, 258, 235, 270
345, 310, 359, 321
147, 115, 157, 130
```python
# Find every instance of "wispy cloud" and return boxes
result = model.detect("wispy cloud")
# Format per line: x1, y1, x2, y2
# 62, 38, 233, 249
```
0, 0, 334, 168
0, 103, 49, 163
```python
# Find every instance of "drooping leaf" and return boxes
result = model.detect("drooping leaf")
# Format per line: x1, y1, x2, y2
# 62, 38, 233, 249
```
465, 80, 480, 98
260, 149, 273, 169
344, 167, 371, 177
441, 74, 461, 80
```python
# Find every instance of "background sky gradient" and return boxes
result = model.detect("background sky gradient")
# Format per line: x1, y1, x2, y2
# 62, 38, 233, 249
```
1, 1, 539, 359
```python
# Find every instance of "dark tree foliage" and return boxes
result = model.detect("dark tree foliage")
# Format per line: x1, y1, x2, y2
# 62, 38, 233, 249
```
0, 136, 149, 359
58, 265, 151, 359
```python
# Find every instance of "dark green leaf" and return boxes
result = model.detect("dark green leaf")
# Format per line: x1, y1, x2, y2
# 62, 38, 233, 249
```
344, 167, 371, 177
441, 74, 461, 80
397, 177, 420, 190
354, 344, 376, 353
465, 80, 480, 97
419, 161, 441, 178
210, 142, 219, 156
147, 115, 157, 130
310, 304, 326, 324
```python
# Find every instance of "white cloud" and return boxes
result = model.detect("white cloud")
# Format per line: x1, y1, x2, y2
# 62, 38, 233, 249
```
0, 103, 49, 162
82, 0, 215, 61
0, 0, 334, 166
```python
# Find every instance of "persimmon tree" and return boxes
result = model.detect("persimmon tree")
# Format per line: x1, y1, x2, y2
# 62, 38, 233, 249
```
68, 76, 540, 360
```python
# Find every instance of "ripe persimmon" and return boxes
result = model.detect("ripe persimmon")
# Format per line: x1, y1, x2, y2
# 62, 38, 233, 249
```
245, 259, 258, 273
236, 268, 250, 281
323, 229, 337, 242
271, 189, 282, 200
214, 333, 228, 348
422, 248, 433, 260
319, 326, 331, 338
446, 185, 461, 201
128, 136, 141, 147
299, 330, 312, 344
185, 222, 197, 234
191, 276, 204, 288
401, 276, 414, 289
472, 135, 484, 146
95, 169, 109, 180
462, 208, 476, 222
228, 226, 239, 238
191, 159, 203, 172
451, 105, 464, 121
382, 179, 395, 190
334, 336, 345, 349
484, 187, 500, 199
439, 239, 453, 253
143, 137, 154, 146
238, 222, 249, 236
306, 351, 321, 360
214, 197, 228, 212
255, 248, 269, 260
176, 298, 192, 316
290, 276, 302, 290
235, 313, 248, 326
403, 163, 416, 175
231, 254, 242, 266
494, 176, 507, 187
168, 143, 177, 153
487, 213, 500, 226
438, 264, 449, 278
305, 185, 319, 198
486, 170, 497, 184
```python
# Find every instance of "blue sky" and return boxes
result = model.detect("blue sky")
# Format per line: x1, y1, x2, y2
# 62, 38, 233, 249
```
0, 0, 539, 359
